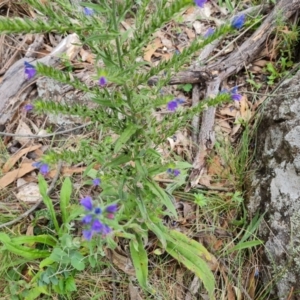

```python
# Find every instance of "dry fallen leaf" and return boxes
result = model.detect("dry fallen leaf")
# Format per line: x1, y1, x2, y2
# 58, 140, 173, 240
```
16, 179, 41, 203
2, 144, 41, 173
143, 38, 163, 62
240, 95, 252, 122
15, 121, 33, 145
0, 160, 36, 189
105, 249, 135, 276
219, 106, 238, 117
80, 48, 95, 63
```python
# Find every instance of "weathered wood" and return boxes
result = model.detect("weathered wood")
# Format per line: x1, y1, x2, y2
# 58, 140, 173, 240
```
185, 0, 300, 191
0, 33, 81, 125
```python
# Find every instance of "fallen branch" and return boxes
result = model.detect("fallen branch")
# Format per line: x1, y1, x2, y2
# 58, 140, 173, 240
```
185, 0, 300, 191
0, 33, 81, 125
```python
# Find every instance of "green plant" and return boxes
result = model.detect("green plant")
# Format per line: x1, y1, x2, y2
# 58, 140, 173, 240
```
0, 0, 246, 298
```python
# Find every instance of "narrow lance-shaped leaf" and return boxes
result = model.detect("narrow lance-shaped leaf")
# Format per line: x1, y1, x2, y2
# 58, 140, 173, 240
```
60, 177, 72, 225
129, 236, 148, 289
38, 174, 60, 233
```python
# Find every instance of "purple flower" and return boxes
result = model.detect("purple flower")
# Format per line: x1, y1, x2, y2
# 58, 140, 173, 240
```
204, 27, 215, 38
102, 224, 112, 235
39, 164, 50, 176
94, 207, 102, 214
32, 161, 42, 168
106, 204, 118, 213
167, 100, 178, 112
82, 214, 93, 224
194, 0, 207, 8
80, 196, 93, 211
24, 62, 36, 80
99, 76, 107, 87
24, 104, 34, 111
173, 169, 180, 177
231, 86, 242, 101
232, 14, 245, 30
91, 219, 104, 232
83, 7, 94, 16
167, 168, 180, 177
83, 229, 93, 240
92, 178, 101, 186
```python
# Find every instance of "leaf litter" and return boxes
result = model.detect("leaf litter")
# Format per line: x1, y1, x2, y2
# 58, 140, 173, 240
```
0, 0, 285, 299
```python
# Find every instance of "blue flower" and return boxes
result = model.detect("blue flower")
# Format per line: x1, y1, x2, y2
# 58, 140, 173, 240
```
82, 214, 93, 224
80, 197, 114, 240
39, 164, 50, 176
80, 196, 93, 211
33, 161, 49, 176
24, 62, 36, 80
167, 100, 178, 112
232, 14, 245, 30
204, 27, 215, 38
167, 98, 185, 112
83, 229, 93, 240
173, 169, 180, 177
194, 0, 207, 8
83, 7, 94, 16
106, 204, 118, 213
167, 168, 180, 177
32, 161, 43, 169
92, 178, 101, 186
230, 86, 242, 101
99, 76, 107, 87
102, 224, 112, 235
91, 219, 104, 232
24, 104, 34, 111
94, 207, 102, 214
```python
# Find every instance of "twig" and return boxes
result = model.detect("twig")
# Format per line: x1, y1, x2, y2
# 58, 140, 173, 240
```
185, 77, 221, 192
0, 160, 63, 229
0, 122, 92, 138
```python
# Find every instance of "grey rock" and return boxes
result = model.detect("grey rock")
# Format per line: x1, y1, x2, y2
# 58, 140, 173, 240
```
248, 70, 300, 299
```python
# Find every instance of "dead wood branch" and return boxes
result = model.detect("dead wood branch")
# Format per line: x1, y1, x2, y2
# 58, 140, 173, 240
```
0, 33, 81, 125
185, 0, 300, 191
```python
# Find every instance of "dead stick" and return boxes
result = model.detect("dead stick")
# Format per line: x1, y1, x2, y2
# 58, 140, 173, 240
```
185, 0, 300, 191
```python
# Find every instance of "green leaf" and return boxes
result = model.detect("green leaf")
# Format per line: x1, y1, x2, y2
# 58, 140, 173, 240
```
66, 205, 84, 223
12, 235, 58, 247
114, 124, 138, 153
40, 257, 55, 268
2, 242, 49, 260
85, 32, 120, 42
50, 248, 70, 263
24, 286, 45, 300
146, 180, 177, 217
129, 236, 148, 289
60, 177, 72, 224
70, 252, 85, 271
104, 154, 131, 168
135, 159, 148, 178
227, 240, 263, 253
182, 83, 192, 92
166, 240, 215, 300
0, 232, 11, 243
38, 175, 60, 234
167, 229, 213, 262
65, 277, 77, 292
146, 221, 166, 249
